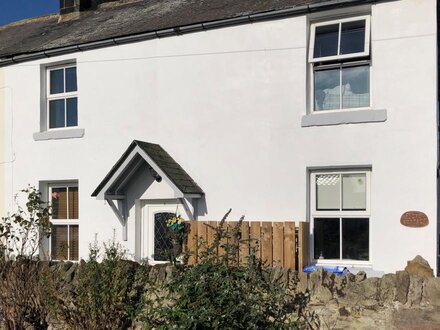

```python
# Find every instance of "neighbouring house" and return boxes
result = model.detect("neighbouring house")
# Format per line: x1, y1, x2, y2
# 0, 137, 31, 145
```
0, 0, 438, 275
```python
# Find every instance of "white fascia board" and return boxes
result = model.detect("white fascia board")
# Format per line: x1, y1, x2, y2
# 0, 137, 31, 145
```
135, 145, 185, 199
95, 148, 139, 199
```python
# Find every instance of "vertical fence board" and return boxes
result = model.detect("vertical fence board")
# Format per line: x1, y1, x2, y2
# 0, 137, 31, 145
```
298, 221, 310, 271
206, 221, 217, 245
272, 222, 284, 268
250, 222, 261, 259
207, 221, 218, 257
218, 221, 228, 257
227, 221, 239, 265
284, 222, 296, 270
261, 222, 273, 267
197, 221, 208, 259
239, 222, 250, 265
187, 220, 198, 265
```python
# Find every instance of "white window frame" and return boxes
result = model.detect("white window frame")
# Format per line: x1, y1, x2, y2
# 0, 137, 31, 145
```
46, 64, 78, 130
309, 16, 372, 113
308, 15, 371, 63
49, 182, 79, 261
310, 170, 371, 265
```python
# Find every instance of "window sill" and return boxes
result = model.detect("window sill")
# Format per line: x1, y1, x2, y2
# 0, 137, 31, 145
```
301, 109, 387, 127
33, 128, 85, 141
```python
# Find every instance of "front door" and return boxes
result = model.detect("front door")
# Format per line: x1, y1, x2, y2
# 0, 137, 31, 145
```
141, 200, 183, 263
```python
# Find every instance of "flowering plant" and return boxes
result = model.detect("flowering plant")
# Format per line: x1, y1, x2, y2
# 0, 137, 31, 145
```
166, 215, 187, 232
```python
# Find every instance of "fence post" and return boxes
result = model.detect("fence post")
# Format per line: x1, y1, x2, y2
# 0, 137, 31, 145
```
298, 221, 310, 271
187, 220, 198, 265
284, 222, 296, 270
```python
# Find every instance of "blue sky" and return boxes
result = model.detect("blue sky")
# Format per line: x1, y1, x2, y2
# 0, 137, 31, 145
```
0, 0, 58, 26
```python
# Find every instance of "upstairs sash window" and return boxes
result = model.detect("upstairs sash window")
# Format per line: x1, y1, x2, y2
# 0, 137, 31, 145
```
47, 65, 78, 129
309, 16, 371, 111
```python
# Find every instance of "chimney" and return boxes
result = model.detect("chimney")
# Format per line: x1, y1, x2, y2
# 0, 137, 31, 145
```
59, 0, 96, 15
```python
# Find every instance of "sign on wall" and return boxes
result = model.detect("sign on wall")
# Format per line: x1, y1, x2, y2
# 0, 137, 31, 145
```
400, 211, 429, 228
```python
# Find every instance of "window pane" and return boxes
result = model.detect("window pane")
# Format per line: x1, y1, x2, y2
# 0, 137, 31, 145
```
340, 20, 366, 55
314, 218, 340, 259
342, 218, 369, 260
342, 174, 366, 210
65, 67, 77, 92
314, 68, 340, 111
68, 187, 79, 219
316, 174, 340, 210
52, 188, 67, 219
69, 225, 79, 261
49, 99, 65, 128
50, 69, 64, 94
314, 24, 339, 58
154, 212, 175, 261
66, 97, 78, 127
51, 225, 68, 260
342, 65, 370, 109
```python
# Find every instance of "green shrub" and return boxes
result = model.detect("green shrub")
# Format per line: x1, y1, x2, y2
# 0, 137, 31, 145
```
140, 211, 314, 329
52, 241, 149, 330
0, 187, 53, 329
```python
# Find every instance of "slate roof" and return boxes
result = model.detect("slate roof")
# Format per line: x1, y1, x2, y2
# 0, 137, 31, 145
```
91, 140, 204, 197
0, 0, 373, 60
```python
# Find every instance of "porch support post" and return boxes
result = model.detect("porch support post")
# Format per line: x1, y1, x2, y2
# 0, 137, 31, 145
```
105, 196, 128, 241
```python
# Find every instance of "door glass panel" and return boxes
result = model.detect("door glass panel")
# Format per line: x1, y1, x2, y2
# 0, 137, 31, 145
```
316, 174, 340, 210
51, 225, 68, 260
340, 20, 366, 55
154, 212, 175, 261
342, 218, 369, 260
342, 174, 366, 210
342, 65, 370, 109
314, 218, 340, 259
314, 68, 340, 111
52, 188, 67, 219
314, 24, 339, 58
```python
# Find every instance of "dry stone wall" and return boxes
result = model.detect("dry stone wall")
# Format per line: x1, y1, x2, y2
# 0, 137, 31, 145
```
296, 256, 440, 329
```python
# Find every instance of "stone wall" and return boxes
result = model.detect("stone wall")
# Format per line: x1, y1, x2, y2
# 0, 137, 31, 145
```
3, 256, 440, 329
296, 256, 440, 329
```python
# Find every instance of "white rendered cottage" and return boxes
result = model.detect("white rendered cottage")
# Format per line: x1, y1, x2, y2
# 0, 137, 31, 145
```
0, 0, 438, 275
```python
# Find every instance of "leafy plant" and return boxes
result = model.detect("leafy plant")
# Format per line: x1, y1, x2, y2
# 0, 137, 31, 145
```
0, 186, 51, 260
140, 210, 315, 329
52, 240, 149, 330
0, 187, 54, 329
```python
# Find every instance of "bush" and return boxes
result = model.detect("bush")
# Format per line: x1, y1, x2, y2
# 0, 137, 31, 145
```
0, 187, 53, 329
51, 241, 149, 330
140, 211, 314, 329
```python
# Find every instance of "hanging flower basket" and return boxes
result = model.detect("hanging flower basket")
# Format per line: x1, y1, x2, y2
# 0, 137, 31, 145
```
166, 215, 188, 261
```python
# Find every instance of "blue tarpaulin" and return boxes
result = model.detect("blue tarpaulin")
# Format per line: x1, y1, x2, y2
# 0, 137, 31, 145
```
302, 265, 350, 276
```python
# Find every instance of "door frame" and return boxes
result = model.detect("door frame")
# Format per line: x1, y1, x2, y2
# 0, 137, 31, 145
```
140, 199, 184, 264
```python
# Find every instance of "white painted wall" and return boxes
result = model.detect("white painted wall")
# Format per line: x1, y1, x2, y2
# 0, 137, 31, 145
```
0, 69, 5, 219
1, 0, 437, 273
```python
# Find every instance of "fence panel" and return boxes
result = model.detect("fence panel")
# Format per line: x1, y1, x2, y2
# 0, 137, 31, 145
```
185, 220, 309, 271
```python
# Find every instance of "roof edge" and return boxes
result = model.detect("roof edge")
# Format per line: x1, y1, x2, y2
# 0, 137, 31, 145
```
0, 0, 391, 67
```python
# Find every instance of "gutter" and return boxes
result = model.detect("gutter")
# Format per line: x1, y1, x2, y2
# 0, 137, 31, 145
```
0, 0, 382, 67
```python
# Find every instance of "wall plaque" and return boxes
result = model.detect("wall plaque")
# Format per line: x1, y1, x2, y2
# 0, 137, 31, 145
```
400, 211, 429, 228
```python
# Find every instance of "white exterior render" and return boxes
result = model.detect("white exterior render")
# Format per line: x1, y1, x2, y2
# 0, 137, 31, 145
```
0, 0, 438, 274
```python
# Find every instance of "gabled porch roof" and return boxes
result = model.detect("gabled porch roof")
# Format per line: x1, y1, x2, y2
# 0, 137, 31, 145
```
91, 140, 204, 199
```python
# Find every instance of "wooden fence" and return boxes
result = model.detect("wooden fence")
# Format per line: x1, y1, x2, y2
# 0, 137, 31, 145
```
186, 221, 310, 271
